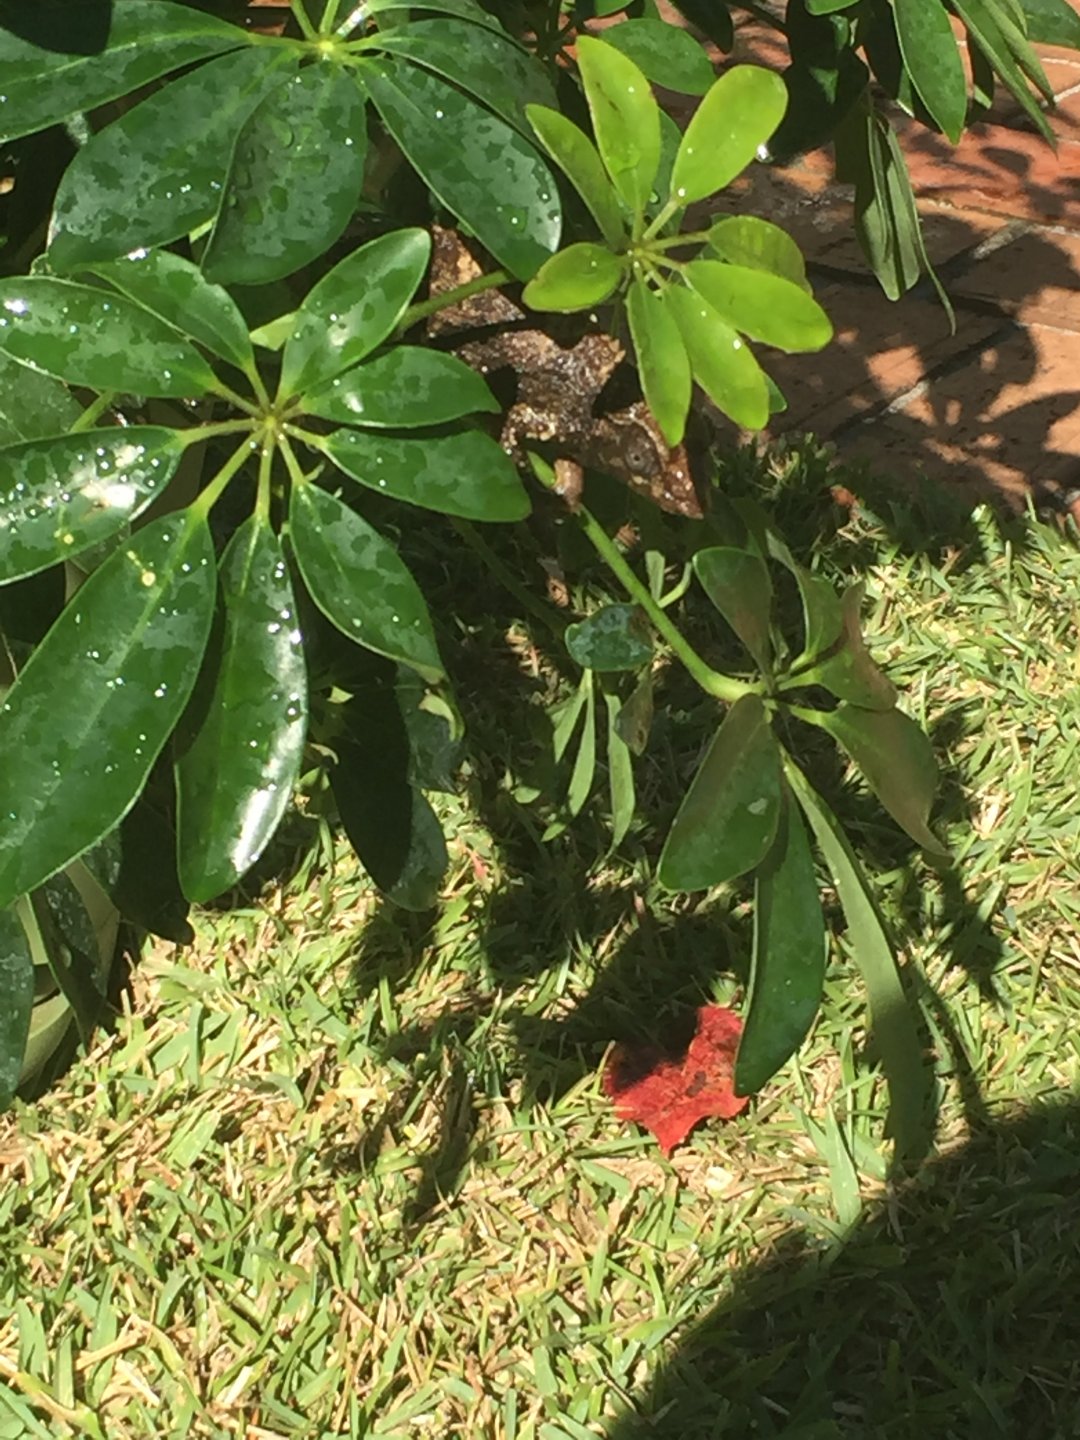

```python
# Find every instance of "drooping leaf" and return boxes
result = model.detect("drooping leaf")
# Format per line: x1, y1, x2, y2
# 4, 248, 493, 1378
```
667, 0, 735, 52
598, 18, 716, 95
792, 581, 897, 709
302, 347, 498, 427
321, 429, 529, 522
0, 510, 216, 909
102, 796, 194, 944
0, 353, 82, 446
280, 228, 431, 399
363, 57, 560, 280
785, 759, 932, 1164
47, 46, 292, 271
575, 36, 662, 215
567, 668, 597, 818
288, 483, 443, 683
692, 546, 774, 672
892, 0, 969, 142
202, 63, 368, 286
1018, 0, 1080, 45
525, 104, 626, 248
0, 0, 243, 145
604, 690, 635, 851
0, 279, 217, 397
684, 259, 833, 352
175, 518, 307, 903
616, 670, 654, 755
0, 902, 35, 1108
665, 283, 769, 431
669, 65, 787, 205
565, 603, 652, 672
0, 427, 185, 583
522, 243, 625, 312
735, 783, 826, 1094
659, 694, 782, 891
626, 277, 692, 448
706, 215, 809, 289
84, 248, 254, 372
815, 703, 948, 855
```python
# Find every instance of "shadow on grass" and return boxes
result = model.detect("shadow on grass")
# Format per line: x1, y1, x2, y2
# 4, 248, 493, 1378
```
603, 1096, 1080, 1437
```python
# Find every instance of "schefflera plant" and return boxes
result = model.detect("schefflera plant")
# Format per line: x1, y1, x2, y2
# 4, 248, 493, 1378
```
523, 38, 834, 443
0, 229, 528, 916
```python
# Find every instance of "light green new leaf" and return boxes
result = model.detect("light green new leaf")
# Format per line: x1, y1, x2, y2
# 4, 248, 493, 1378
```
526, 105, 626, 248
523, 244, 625, 312
665, 284, 770, 430
576, 36, 662, 215
685, 259, 832, 352
706, 215, 809, 289
692, 547, 774, 672
627, 277, 692, 448
670, 65, 787, 205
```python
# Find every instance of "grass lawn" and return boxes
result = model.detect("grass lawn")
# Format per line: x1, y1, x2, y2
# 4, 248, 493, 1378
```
3, 449, 1080, 1438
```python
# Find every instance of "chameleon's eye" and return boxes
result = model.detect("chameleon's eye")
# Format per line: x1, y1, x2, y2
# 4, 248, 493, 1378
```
619, 426, 659, 478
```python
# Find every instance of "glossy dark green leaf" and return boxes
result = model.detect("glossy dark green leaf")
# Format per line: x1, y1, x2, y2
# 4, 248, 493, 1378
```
0, 353, 82, 446
693, 547, 773, 671
668, 0, 735, 50
304, 346, 498, 428
0, 0, 243, 144
615, 670, 654, 756
104, 797, 194, 944
665, 283, 769, 430
363, 57, 561, 280
376, 19, 557, 131
567, 669, 597, 818
626, 277, 692, 448
658, 694, 782, 891
288, 483, 443, 683
0, 510, 216, 909
685, 259, 832, 352
1019, 0, 1080, 45
806, 0, 860, 12
84, 248, 253, 372
955, 0, 1053, 139
706, 216, 808, 289
604, 691, 635, 851
565, 603, 652, 672
202, 64, 367, 287
331, 749, 447, 912
321, 429, 529, 522
893, 0, 968, 142
175, 518, 307, 902
0, 279, 217, 396
735, 783, 826, 1094
0, 427, 185, 583
576, 35, 661, 214
793, 581, 897, 709
670, 65, 787, 205
786, 758, 932, 1163
816, 703, 948, 855
362, 0, 505, 31
280, 229, 431, 400
0, 902, 35, 1108
48, 46, 292, 272
599, 18, 716, 95
522, 243, 625, 312
525, 105, 626, 248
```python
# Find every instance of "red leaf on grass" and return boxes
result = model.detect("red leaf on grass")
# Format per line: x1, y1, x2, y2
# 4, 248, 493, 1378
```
603, 1005, 749, 1156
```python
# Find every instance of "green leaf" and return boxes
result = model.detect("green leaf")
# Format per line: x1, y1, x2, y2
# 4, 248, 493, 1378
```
288, 483, 443, 683
692, 547, 773, 671
665, 283, 769, 430
604, 690, 635, 851
362, 0, 508, 34
83, 248, 253, 372
626, 277, 692, 448
0, 903, 35, 1108
792, 581, 897, 709
658, 694, 782, 891
0, 427, 185, 583
363, 57, 561, 280
785, 758, 932, 1164
175, 518, 307, 903
565, 604, 652, 672
893, 0, 969, 142
280, 229, 431, 400
376, 19, 557, 131
706, 216, 809, 288
598, 18, 717, 95
668, 0, 735, 51
616, 670, 654, 755
321, 429, 529, 522
790, 563, 845, 663
202, 63, 367, 287
959, 0, 1052, 139
526, 105, 626, 248
522, 243, 625, 312
814, 704, 948, 855
0, 278, 217, 397
0, 354, 82, 446
735, 782, 826, 1094
553, 671, 590, 763
1018, 0, 1080, 45
47, 46, 291, 272
105, 797, 194, 945
0, 0, 243, 144
303, 347, 498, 427
0, 510, 216, 909
575, 35, 662, 215
684, 259, 833, 352
567, 669, 597, 818
835, 106, 921, 300
670, 65, 787, 205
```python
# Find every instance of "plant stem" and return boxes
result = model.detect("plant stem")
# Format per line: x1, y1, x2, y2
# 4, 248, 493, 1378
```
279, 433, 309, 488
573, 500, 754, 703
395, 268, 512, 335
69, 392, 116, 433
785, 702, 830, 727
289, 0, 318, 40
190, 435, 257, 519
180, 419, 256, 446
450, 518, 567, 638
642, 197, 681, 245
256, 438, 273, 523
652, 229, 711, 252
207, 379, 261, 416
319, 0, 342, 30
